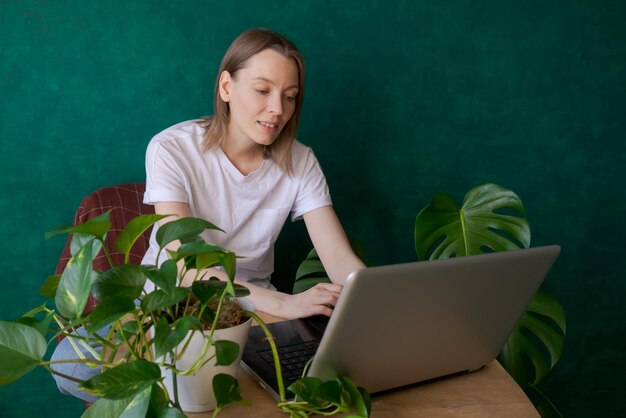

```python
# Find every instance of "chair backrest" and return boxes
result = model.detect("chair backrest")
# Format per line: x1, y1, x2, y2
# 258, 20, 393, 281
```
55, 182, 155, 313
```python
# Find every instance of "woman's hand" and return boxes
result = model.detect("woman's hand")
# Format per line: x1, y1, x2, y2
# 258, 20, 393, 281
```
278, 283, 343, 319
242, 281, 343, 320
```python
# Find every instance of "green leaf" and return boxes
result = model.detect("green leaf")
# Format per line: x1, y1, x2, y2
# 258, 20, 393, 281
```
414, 183, 530, 260
232, 283, 251, 298
114, 321, 141, 344
160, 259, 179, 291
46, 211, 112, 241
314, 380, 342, 404
214, 340, 240, 366
196, 251, 225, 271
305, 248, 319, 259
55, 244, 98, 319
192, 279, 250, 303
17, 310, 54, 338
288, 377, 324, 406
0, 321, 47, 385
40, 275, 61, 298
141, 288, 189, 313
20, 303, 49, 318
295, 259, 325, 280
191, 279, 222, 303
528, 290, 567, 333
525, 385, 564, 418
212, 373, 249, 411
82, 384, 152, 418
339, 376, 371, 417
153, 316, 192, 359
498, 290, 566, 387
293, 239, 365, 294
70, 233, 104, 258
358, 387, 372, 417
156, 217, 224, 249
80, 360, 161, 400
293, 277, 331, 295
146, 382, 168, 415
86, 296, 136, 333
173, 241, 226, 260
221, 252, 236, 280
93, 264, 146, 302
116, 214, 168, 263
218, 252, 237, 296
140, 261, 178, 295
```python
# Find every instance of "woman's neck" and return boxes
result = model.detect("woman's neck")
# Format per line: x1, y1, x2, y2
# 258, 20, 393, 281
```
221, 136, 265, 176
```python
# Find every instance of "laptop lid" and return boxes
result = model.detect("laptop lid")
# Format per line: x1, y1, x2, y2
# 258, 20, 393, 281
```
242, 245, 561, 398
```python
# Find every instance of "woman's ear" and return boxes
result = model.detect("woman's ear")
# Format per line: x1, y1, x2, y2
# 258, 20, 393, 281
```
218, 71, 232, 102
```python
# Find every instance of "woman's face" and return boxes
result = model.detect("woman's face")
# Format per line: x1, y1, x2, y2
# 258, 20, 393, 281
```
220, 49, 300, 148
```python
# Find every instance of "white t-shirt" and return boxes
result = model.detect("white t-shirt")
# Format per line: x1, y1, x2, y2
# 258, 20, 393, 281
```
141, 119, 332, 288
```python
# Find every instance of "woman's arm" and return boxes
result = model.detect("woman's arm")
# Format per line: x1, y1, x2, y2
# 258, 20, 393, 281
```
152, 201, 342, 319
303, 205, 366, 285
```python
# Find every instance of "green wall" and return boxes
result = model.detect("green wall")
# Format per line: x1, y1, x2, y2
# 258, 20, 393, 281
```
1, 1, 624, 416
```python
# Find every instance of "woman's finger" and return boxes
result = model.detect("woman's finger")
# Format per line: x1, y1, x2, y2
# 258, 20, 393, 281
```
314, 282, 343, 294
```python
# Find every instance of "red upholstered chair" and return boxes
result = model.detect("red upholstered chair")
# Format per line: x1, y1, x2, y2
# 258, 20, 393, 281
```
53, 183, 153, 408
55, 182, 155, 314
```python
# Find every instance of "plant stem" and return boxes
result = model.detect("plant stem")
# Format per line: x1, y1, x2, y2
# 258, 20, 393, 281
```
245, 311, 286, 401
171, 369, 181, 410
279, 403, 342, 416
43, 365, 88, 385
155, 247, 163, 268
157, 380, 172, 404
211, 406, 222, 418
132, 310, 152, 361
208, 286, 229, 338
54, 324, 98, 362
176, 337, 212, 376
116, 319, 140, 360
41, 358, 107, 366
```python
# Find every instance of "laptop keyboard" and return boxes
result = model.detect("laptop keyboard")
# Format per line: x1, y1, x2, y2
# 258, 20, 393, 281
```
259, 341, 319, 386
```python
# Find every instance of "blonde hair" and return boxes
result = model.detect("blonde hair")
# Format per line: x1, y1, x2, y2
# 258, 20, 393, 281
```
202, 28, 306, 174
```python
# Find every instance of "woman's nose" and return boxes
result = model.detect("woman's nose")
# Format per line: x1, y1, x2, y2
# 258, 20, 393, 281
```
268, 94, 283, 115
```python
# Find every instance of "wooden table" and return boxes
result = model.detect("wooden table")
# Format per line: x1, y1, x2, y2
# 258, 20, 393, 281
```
188, 313, 539, 418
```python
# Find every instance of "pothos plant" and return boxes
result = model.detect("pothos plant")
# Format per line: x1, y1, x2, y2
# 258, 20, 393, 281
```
0, 211, 370, 418
0, 212, 253, 417
294, 183, 565, 418
249, 315, 371, 418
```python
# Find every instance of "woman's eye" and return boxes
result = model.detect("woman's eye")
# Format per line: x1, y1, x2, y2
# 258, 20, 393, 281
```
285, 95, 296, 102
255, 89, 269, 95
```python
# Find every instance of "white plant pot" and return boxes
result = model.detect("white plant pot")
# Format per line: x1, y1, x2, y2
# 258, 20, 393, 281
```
160, 299, 253, 412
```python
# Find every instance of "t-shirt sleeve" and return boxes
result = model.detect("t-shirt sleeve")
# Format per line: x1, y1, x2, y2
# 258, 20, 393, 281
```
291, 148, 333, 221
143, 140, 189, 204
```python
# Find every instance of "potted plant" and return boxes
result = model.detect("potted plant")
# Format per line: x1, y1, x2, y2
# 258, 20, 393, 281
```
0, 212, 254, 417
0, 211, 371, 418
156, 292, 254, 413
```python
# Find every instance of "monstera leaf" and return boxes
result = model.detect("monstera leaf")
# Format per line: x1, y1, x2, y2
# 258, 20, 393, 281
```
414, 183, 530, 260
414, 183, 565, 417
293, 249, 331, 294
292, 240, 367, 294
498, 290, 566, 387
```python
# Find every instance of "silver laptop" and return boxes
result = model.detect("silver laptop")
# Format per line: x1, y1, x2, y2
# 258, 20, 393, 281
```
241, 245, 561, 399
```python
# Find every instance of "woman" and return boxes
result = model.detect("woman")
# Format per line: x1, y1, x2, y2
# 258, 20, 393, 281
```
141, 28, 365, 319
51, 28, 364, 403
